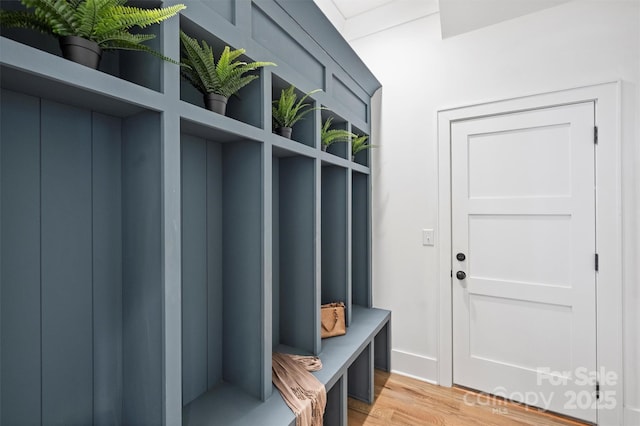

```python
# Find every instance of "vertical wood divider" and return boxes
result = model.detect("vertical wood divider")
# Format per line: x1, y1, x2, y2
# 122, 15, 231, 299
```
314, 101, 322, 353
262, 68, 275, 401
346, 121, 354, 326
262, 140, 274, 401
161, 15, 182, 426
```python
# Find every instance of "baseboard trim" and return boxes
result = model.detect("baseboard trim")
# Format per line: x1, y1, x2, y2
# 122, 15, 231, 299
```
624, 406, 640, 425
389, 350, 438, 384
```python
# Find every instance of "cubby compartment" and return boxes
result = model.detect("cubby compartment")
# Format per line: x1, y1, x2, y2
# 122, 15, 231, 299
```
321, 109, 349, 159
180, 17, 264, 129
272, 74, 318, 147
315, 306, 391, 426
374, 322, 391, 372
321, 165, 349, 324
324, 376, 347, 425
0, 1, 167, 92
348, 344, 374, 403
272, 149, 319, 355
180, 133, 267, 410
351, 125, 371, 167
352, 171, 371, 308
1, 89, 163, 425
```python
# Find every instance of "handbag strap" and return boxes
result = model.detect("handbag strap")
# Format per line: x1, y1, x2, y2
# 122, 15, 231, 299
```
321, 307, 340, 332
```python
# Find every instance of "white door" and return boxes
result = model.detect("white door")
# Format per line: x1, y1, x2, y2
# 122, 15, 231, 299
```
452, 102, 597, 422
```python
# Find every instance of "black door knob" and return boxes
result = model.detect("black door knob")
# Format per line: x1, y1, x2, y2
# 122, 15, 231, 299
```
456, 253, 466, 261
456, 271, 466, 280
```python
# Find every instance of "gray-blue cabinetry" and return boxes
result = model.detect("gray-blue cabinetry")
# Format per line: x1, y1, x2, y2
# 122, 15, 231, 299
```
0, 1, 389, 424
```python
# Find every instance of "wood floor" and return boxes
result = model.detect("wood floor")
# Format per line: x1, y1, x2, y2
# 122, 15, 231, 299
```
347, 370, 589, 426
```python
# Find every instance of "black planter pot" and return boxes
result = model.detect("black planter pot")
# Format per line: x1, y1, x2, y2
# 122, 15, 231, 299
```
59, 36, 102, 69
277, 127, 292, 139
204, 93, 228, 115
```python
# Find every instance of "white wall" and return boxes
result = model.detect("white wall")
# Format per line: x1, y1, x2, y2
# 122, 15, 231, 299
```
350, 0, 640, 422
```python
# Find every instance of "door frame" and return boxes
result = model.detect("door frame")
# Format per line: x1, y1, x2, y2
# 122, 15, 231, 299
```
436, 82, 623, 425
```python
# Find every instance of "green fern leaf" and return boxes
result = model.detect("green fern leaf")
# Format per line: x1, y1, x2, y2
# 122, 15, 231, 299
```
95, 3, 185, 34
180, 32, 275, 98
352, 134, 376, 155
181, 69, 207, 94
99, 30, 154, 46
180, 31, 218, 94
76, 0, 112, 38
104, 35, 181, 64
23, 0, 78, 35
2, 0, 184, 63
272, 86, 321, 128
321, 117, 352, 147
219, 74, 258, 98
0, 9, 53, 34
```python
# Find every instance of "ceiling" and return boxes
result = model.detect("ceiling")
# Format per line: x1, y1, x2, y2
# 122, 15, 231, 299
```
331, 0, 396, 19
315, 0, 572, 41
314, 0, 439, 41
438, 0, 571, 38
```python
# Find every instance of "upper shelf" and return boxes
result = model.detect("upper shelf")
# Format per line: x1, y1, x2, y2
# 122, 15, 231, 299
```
179, 101, 265, 143
0, 37, 164, 117
1, 35, 371, 174
352, 163, 370, 175
320, 151, 350, 169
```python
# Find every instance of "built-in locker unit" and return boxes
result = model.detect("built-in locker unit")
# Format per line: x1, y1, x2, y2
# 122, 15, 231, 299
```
0, 0, 390, 424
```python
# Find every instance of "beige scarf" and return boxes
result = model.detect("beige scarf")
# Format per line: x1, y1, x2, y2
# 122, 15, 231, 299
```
272, 353, 327, 426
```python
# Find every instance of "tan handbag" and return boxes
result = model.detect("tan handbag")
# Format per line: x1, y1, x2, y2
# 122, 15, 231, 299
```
321, 302, 346, 338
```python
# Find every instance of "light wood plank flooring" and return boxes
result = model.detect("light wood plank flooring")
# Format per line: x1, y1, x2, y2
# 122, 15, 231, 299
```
347, 371, 589, 426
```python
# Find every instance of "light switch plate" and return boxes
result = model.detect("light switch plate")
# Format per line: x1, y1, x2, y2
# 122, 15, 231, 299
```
422, 229, 435, 246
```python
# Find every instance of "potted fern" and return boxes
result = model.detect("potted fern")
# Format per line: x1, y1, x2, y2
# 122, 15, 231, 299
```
180, 31, 275, 115
321, 117, 352, 152
0, 0, 185, 69
272, 85, 320, 139
351, 134, 375, 161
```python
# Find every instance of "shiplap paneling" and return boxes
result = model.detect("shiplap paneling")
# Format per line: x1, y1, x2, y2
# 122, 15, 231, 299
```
40, 100, 93, 425
0, 90, 42, 426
